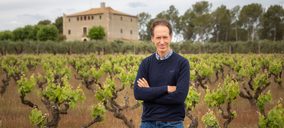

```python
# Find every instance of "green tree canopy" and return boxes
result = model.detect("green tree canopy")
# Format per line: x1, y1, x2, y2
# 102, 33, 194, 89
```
37, 25, 59, 41
37, 20, 52, 25
0, 30, 13, 41
239, 3, 263, 41
137, 12, 151, 41
260, 5, 284, 41
88, 26, 106, 40
211, 5, 231, 42
54, 17, 63, 34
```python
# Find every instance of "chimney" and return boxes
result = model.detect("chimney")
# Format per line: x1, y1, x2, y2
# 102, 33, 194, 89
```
100, 2, 106, 8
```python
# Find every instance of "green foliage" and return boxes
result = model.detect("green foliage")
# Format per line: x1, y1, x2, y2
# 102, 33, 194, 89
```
0, 30, 13, 41
23, 25, 38, 40
211, 5, 231, 42
156, 5, 180, 36
202, 110, 220, 128
239, 3, 263, 41
205, 85, 226, 107
223, 77, 240, 101
95, 78, 115, 102
37, 25, 59, 41
43, 76, 85, 108
260, 5, 284, 41
189, 1, 212, 42
252, 73, 269, 91
17, 75, 36, 95
268, 59, 282, 75
91, 103, 106, 119
205, 77, 239, 107
256, 91, 272, 113
0, 40, 283, 54
259, 103, 284, 128
42, 58, 71, 79
137, 12, 152, 40
101, 61, 112, 73
195, 62, 214, 78
13, 27, 25, 41
29, 108, 46, 128
54, 17, 63, 34
37, 19, 51, 25
0, 56, 28, 77
88, 26, 106, 40
238, 61, 260, 78
185, 86, 200, 110
90, 67, 104, 81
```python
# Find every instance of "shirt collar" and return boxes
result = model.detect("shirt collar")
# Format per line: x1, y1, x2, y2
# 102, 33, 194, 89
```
155, 49, 173, 60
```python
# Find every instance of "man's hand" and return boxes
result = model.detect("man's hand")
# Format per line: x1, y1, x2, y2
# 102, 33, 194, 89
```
137, 78, 149, 88
138, 78, 176, 93
167, 86, 176, 93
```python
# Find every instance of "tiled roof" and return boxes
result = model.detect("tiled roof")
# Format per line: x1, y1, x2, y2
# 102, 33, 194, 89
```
67, 7, 136, 17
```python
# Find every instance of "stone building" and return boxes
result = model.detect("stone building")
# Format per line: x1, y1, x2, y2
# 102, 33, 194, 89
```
63, 2, 138, 41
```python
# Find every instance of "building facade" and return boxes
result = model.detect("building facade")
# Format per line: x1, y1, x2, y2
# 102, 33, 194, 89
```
63, 2, 138, 41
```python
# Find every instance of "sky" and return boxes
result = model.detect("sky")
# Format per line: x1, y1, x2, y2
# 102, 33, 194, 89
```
0, 0, 284, 31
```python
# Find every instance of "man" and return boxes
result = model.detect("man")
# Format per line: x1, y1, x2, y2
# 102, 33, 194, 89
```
134, 19, 190, 128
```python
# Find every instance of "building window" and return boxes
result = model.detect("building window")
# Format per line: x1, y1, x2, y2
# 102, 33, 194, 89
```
68, 18, 71, 22
130, 18, 132, 22
120, 16, 123, 21
130, 30, 133, 35
80, 16, 83, 21
68, 30, 71, 35
88, 16, 90, 20
91, 16, 94, 20
77, 17, 79, 21
120, 29, 123, 34
84, 16, 86, 20
83, 27, 87, 36
99, 15, 102, 19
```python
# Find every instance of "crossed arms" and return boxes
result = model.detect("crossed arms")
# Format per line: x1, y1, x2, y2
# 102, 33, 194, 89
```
134, 60, 190, 105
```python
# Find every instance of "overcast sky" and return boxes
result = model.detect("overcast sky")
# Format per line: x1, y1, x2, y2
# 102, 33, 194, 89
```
0, 0, 283, 31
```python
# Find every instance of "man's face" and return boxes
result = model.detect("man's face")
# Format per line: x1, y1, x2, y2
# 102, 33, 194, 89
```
151, 25, 172, 55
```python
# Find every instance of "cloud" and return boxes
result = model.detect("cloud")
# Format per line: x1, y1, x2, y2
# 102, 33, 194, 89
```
17, 14, 46, 22
128, 2, 147, 8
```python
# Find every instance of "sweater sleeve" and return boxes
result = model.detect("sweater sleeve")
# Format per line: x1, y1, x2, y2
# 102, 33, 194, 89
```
153, 59, 190, 104
134, 59, 168, 101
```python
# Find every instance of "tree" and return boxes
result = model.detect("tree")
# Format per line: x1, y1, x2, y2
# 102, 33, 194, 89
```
54, 17, 63, 34
88, 26, 106, 40
12, 25, 39, 41
13, 27, 25, 41
230, 6, 241, 41
137, 12, 151, 41
211, 5, 231, 42
23, 25, 38, 40
260, 5, 284, 41
37, 19, 51, 25
156, 5, 181, 41
180, 9, 195, 40
191, 1, 213, 42
239, 3, 263, 41
37, 25, 59, 41
0, 30, 13, 41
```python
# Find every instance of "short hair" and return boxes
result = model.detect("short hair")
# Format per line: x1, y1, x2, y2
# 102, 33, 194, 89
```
150, 19, 172, 37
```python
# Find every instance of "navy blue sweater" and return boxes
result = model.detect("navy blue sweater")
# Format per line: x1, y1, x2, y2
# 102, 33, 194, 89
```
134, 52, 190, 121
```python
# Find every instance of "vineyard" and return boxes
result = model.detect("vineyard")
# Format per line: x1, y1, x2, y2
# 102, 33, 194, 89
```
0, 54, 284, 128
